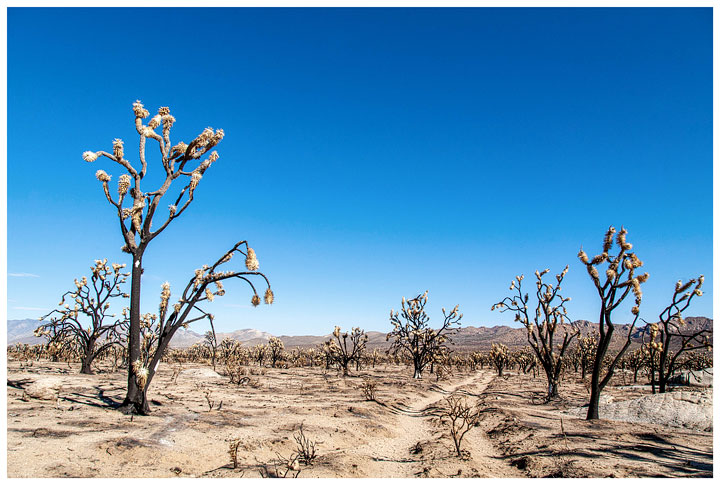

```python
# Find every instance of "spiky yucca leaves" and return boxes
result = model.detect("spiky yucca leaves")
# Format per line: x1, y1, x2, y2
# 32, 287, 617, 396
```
492, 266, 577, 399
323, 326, 369, 376
641, 276, 710, 393
579, 226, 648, 420
36, 260, 130, 374
386, 291, 462, 379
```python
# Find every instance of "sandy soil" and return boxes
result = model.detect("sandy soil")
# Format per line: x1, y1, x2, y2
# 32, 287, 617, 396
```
6, 360, 713, 478
478, 372, 712, 478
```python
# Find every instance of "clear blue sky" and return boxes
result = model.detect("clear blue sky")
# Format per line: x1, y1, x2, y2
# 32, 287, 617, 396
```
7, 7, 713, 336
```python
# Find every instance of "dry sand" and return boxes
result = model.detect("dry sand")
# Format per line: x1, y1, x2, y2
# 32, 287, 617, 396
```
6, 360, 713, 478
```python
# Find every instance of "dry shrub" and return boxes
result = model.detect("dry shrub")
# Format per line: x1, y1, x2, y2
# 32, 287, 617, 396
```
441, 395, 482, 459
195, 384, 222, 411
435, 365, 451, 381
293, 425, 318, 465
360, 378, 377, 401
260, 453, 301, 478
228, 439, 242, 469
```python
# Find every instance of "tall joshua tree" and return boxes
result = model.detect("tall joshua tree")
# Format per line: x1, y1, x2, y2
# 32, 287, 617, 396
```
83, 101, 272, 414
387, 291, 462, 379
578, 226, 648, 420
36, 259, 129, 374
492, 266, 578, 399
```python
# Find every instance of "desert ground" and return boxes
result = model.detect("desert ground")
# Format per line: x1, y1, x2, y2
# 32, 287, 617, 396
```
6, 359, 713, 478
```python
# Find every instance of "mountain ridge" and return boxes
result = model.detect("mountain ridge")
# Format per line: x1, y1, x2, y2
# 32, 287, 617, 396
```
8, 317, 712, 350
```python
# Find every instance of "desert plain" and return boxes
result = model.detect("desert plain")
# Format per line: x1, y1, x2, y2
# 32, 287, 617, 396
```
6, 358, 712, 478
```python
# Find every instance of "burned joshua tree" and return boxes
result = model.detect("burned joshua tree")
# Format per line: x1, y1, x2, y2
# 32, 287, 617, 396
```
489, 343, 510, 377
642, 276, 711, 393
492, 266, 578, 399
268, 337, 285, 368
386, 291, 462, 379
578, 226, 648, 420
36, 259, 130, 374
203, 314, 219, 371
575, 332, 598, 379
126, 242, 272, 413
323, 326, 369, 376
84, 101, 273, 414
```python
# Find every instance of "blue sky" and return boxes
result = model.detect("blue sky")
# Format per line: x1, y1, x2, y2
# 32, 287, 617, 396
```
7, 7, 713, 335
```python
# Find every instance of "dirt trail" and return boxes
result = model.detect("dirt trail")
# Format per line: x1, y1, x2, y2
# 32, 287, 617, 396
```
357, 370, 522, 478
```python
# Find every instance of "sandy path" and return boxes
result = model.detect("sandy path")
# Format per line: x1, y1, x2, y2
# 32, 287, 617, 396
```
355, 370, 521, 478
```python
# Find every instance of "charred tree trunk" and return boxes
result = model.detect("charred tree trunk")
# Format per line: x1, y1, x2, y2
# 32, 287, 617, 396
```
586, 324, 608, 420
79, 338, 97, 374
544, 364, 560, 400
119, 251, 147, 415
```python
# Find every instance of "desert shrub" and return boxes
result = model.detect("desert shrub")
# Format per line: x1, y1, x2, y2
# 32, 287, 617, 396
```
228, 439, 242, 469
260, 453, 301, 478
441, 395, 482, 458
360, 378, 377, 401
196, 384, 222, 411
293, 425, 318, 465
169, 362, 183, 385
434, 364, 451, 381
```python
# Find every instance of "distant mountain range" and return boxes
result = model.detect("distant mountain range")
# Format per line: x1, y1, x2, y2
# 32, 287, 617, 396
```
7, 319, 46, 345
8, 317, 712, 351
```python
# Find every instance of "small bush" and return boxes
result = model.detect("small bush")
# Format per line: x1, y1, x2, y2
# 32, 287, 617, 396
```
441, 395, 482, 459
293, 425, 317, 465
360, 378, 377, 401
